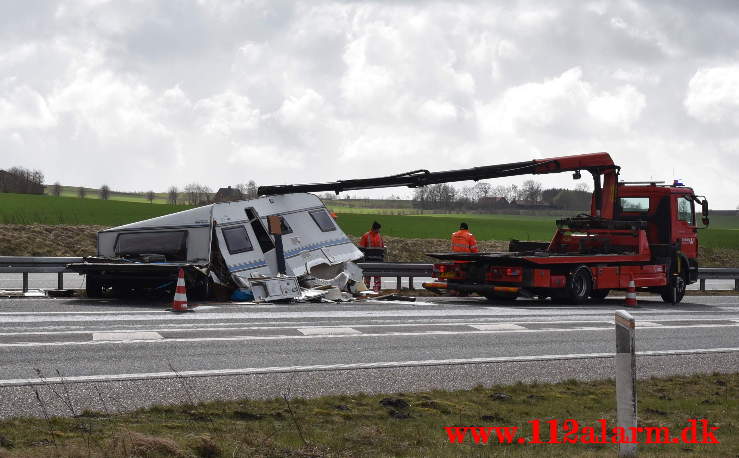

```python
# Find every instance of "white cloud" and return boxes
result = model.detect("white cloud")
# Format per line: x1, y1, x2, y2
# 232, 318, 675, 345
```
685, 65, 739, 125
0, 1, 737, 208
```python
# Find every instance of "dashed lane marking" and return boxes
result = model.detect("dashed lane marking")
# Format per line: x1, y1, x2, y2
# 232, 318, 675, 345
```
92, 332, 163, 341
298, 327, 361, 336
469, 324, 525, 331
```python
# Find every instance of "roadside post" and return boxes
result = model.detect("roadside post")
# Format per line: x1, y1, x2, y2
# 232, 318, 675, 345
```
615, 310, 637, 457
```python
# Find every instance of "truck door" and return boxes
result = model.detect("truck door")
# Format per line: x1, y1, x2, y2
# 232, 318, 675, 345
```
672, 194, 697, 259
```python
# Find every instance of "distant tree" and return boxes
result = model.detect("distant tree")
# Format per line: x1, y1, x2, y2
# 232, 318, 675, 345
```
521, 180, 542, 202
183, 183, 212, 205
78, 187, 86, 199
146, 190, 156, 203
51, 182, 62, 197
167, 186, 179, 205
99, 184, 111, 200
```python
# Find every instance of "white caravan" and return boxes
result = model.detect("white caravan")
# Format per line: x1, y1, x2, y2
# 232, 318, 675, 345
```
69, 193, 362, 298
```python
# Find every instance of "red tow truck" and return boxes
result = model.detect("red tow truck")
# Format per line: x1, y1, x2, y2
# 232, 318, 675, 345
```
258, 152, 709, 305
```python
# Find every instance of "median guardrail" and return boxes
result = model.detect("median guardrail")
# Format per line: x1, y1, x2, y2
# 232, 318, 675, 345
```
358, 262, 739, 292
1, 258, 737, 293
0, 256, 83, 292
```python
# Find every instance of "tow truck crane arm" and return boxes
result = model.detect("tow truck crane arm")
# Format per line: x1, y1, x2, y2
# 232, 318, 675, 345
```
258, 152, 620, 218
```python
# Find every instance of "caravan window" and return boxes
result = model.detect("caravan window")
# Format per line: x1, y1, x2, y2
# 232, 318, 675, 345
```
309, 209, 336, 232
245, 208, 275, 253
221, 225, 253, 254
114, 231, 187, 261
267, 215, 293, 235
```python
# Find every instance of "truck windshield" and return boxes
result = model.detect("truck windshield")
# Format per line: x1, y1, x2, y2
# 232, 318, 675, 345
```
114, 231, 187, 261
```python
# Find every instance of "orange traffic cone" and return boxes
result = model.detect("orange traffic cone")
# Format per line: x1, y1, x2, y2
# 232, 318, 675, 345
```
170, 268, 192, 312
625, 277, 637, 307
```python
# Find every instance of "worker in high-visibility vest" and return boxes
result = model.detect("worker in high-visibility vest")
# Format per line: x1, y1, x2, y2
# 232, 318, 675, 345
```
359, 221, 384, 292
451, 222, 478, 254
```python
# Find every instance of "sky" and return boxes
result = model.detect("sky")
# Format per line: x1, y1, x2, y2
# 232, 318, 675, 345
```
1, 0, 738, 209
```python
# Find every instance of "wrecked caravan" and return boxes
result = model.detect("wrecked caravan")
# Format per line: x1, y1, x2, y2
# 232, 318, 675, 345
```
68, 193, 363, 298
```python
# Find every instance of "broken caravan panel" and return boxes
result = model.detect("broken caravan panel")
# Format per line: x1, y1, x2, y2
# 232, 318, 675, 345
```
69, 193, 363, 298
211, 193, 363, 288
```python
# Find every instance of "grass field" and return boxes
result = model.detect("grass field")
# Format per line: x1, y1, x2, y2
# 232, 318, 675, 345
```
0, 373, 735, 457
0, 192, 737, 250
0, 193, 191, 226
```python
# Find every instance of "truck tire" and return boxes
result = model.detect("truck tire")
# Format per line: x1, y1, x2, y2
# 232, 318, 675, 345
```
565, 266, 592, 305
660, 275, 686, 304
590, 289, 610, 303
86, 276, 103, 298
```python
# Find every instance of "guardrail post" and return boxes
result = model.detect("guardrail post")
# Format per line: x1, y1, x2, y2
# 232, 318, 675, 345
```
699, 278, 706, 291
22, 272, 29, 293
735, 279, 739, 292
615, 310, 637, 457
396, 276, 401, 291
409, 276, 415, 290
57, 272, 64, 290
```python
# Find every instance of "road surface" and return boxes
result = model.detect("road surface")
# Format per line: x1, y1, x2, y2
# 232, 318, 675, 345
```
0, 295, 737, 418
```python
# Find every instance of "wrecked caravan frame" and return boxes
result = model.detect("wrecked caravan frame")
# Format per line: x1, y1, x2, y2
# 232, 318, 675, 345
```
67, 193, 364, 299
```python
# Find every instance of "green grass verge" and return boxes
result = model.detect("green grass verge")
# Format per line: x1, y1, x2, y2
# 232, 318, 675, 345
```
335, 213, 739, 250
0, 373, 735, 457
0, 193, 192, 226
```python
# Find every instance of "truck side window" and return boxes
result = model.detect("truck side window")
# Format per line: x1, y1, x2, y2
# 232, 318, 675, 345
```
245, 208, 275, 253
619, 197, 649, 212
309, 209, 336, 232
677, 197, 693, 224
221, 225, 253, 254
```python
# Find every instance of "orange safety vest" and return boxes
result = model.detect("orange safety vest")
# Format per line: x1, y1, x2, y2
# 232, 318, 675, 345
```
359, 230, 384, 248
451, 229, 478, 253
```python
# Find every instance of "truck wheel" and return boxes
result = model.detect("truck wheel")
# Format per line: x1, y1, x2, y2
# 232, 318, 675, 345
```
566, 266, 592, 305
590, 289, 609, 303
660, 275, 686, 304
86, 276, 103, 298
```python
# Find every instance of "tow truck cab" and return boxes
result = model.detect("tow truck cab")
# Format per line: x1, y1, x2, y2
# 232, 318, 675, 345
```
429, 182, 708, 304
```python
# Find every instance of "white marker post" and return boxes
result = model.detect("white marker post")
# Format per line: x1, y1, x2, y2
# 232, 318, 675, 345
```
615, 310, 637, 457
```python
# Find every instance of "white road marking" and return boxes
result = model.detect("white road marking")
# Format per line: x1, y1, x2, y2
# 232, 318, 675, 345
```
1, 347, 737, 387
0, 318, 733, 337
636, 322, 663, 327
1, 306, 736, 323
0, 323, 737, 347
92, 332, 163, 341
298, 327, 361, 336
470, 324, 525, 331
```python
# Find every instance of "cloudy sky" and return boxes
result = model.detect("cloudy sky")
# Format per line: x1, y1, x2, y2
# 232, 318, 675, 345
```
1, 0, 738, 208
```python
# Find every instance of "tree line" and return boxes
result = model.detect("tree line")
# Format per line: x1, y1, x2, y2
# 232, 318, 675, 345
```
411, 179, 592, 211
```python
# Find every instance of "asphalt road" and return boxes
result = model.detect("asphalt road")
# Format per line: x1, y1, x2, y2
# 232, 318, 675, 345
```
0, 295, 737, 418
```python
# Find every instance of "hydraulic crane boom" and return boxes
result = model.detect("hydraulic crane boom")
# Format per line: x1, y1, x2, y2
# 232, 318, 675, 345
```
258, 152, 621, 219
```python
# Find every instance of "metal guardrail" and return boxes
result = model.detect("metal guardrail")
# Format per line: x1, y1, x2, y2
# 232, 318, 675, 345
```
0, 256, 83, 292
358, 262, 739, 291
1, 258, 737, 293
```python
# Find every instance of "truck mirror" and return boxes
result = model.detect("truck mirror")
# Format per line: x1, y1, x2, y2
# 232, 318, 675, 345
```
701, 200, 709, 227
267, 215, 283, 235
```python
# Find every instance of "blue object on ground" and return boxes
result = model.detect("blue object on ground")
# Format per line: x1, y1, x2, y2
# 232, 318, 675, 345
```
231, 289, 254, 301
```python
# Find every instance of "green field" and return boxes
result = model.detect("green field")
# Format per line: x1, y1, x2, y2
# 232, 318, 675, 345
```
335, 211, 739, 250
1, 193, 737, 250
0, 193, 192, 226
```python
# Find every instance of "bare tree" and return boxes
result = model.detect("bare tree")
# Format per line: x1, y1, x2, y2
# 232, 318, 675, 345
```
521, 180, 542, 202
146, 190, 156, 203
78, 187, 86, 199
183, 183, 212, 205
51, 182, 62, 197
167, 186, 179, 205
99, 185, 111, 200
